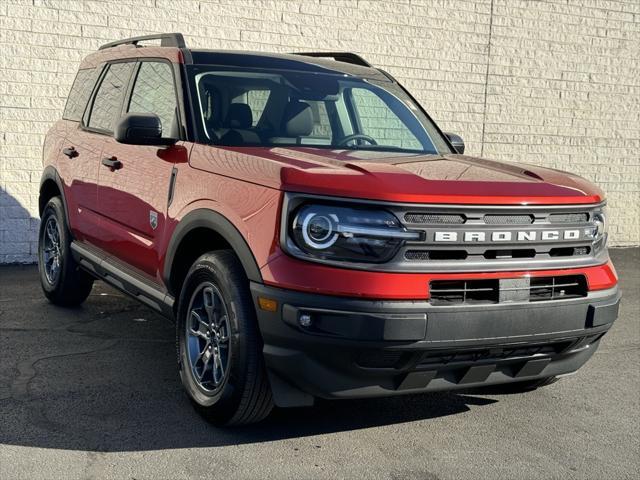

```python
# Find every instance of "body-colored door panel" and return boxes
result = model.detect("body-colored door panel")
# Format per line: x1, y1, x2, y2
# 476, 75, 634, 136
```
60, 126, 105, 245
95, 141, 188, 278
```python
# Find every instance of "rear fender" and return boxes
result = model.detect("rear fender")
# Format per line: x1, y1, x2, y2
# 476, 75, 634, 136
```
39, 166, 70, 221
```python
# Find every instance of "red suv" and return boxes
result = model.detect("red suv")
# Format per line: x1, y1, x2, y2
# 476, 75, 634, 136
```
39, 33, 620, 425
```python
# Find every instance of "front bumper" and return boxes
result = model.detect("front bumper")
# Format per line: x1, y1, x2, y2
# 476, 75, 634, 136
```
251, 283, 620, 407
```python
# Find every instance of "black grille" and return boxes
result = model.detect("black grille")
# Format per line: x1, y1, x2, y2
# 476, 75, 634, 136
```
549, 246, 591, 257
429, 279, 499, 305
549, 212, 589, 223
529, 276, 588, 302
429, 275, 587, 305
405, 250, 468, 261
483, 249, 536, 259
403, 212, 590, 225
483, 214, 533, 225
404, 213, 465, 224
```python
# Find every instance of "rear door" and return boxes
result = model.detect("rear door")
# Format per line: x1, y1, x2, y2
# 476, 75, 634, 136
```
95, 60, 185, 280
58, 66, 104, 244
76, 61, 136, 249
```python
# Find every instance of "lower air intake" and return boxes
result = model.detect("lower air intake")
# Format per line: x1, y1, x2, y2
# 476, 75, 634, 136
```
429, 275, 588, 305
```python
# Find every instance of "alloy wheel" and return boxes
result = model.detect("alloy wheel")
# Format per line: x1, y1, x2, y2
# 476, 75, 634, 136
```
42, 216, 62, 285
186, 282, 231, 392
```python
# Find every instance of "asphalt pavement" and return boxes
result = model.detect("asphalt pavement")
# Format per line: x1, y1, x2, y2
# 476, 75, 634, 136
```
0, 248, 638, 479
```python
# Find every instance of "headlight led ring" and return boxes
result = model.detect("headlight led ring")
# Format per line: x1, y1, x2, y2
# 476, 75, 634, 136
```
301, 213, 339, 249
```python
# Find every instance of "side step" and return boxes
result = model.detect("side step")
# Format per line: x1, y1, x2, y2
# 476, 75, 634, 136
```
70, 241, 175, 319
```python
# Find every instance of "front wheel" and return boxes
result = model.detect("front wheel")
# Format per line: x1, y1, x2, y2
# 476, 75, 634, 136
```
176, 250, 273, 426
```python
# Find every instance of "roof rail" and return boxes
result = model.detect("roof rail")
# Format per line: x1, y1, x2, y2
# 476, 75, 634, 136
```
99, 33, 186, 50
292, 52, 373, 68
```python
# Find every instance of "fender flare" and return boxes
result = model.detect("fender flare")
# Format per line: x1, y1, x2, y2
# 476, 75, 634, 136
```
163, 208, 263, 291
39, 166, 69, 220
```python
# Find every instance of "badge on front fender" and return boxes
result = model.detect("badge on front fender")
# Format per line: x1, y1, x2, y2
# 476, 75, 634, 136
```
149, 210, 158, 230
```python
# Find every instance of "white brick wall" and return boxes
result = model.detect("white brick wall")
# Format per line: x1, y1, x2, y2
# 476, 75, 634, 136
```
0, 0, 638, 263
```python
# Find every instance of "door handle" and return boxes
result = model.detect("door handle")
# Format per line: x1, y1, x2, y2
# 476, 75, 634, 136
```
102, 156, 123, 171
62, 147, 78, 158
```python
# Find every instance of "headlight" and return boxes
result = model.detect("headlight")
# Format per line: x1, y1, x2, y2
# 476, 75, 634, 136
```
289, 204, 420, 263
593, 208, 607, 238
587, 206, 608, 253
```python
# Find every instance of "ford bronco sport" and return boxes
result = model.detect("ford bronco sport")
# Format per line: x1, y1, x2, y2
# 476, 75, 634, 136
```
39, 33, 620, 426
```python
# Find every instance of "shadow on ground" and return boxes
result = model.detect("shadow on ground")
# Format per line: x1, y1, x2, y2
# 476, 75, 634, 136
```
1, 249, 636, 453
0, 265, 497, 452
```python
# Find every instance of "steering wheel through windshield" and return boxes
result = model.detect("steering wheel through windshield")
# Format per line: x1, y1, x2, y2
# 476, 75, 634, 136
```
337, 133, 378, 147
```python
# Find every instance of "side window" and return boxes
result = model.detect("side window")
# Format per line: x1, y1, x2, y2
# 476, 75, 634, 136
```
128, 62, 178, 137
350, 88, 422, 150
303, 100, 332, 139
87, 62, 134, 132
243, 90, 270, 127
63, 68, 98, 121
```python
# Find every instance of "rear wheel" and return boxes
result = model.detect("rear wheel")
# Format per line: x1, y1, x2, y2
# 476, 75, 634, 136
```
38, 197, 93, 306
176, 250, 273, 426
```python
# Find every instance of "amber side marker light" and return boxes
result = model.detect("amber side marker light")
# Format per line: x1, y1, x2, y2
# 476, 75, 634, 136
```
258, 297, 278, 312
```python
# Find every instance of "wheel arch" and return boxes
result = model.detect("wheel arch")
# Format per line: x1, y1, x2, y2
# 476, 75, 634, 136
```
39, 166, 69, 219
163, 208, 263, 297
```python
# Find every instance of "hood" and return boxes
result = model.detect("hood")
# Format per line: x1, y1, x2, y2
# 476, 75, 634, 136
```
189, 145, 604, 205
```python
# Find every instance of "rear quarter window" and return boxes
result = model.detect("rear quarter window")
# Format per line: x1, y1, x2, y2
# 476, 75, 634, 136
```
62, 68, 98, 122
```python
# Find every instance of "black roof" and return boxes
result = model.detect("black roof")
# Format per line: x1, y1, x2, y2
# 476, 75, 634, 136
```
188, 50, 391, 82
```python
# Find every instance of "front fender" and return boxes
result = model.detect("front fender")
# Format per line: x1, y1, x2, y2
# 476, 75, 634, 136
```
162, 206, 263, 291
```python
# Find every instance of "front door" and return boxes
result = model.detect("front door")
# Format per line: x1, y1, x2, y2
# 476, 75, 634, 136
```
94, 60, 185, 280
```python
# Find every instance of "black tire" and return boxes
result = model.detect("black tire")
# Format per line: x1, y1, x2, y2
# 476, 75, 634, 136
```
38, 196, 94, 306
176, 250, 273, 426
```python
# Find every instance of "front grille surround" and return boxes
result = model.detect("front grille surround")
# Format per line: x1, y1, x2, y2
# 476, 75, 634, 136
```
392, 202, 607, 272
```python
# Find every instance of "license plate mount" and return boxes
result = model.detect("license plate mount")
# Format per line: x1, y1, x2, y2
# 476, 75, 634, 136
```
499, 277, 531, 303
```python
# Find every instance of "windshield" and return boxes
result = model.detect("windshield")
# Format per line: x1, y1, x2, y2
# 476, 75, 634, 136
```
188, 66, 451, 154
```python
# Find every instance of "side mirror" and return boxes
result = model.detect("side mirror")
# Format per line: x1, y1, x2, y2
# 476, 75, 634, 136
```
114, 113, 175, 146
444, 132, 465, 154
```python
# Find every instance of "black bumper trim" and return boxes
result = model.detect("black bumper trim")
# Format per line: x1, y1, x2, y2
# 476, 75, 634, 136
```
251, 283, 620, 407
282, 304, 427, 341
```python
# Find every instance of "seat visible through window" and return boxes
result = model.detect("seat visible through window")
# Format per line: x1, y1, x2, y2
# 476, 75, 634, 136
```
269, 101, 314, 145
220, 103, 261, 145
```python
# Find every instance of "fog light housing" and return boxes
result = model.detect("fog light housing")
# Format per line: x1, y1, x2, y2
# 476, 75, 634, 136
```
299, 313, 312, 327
